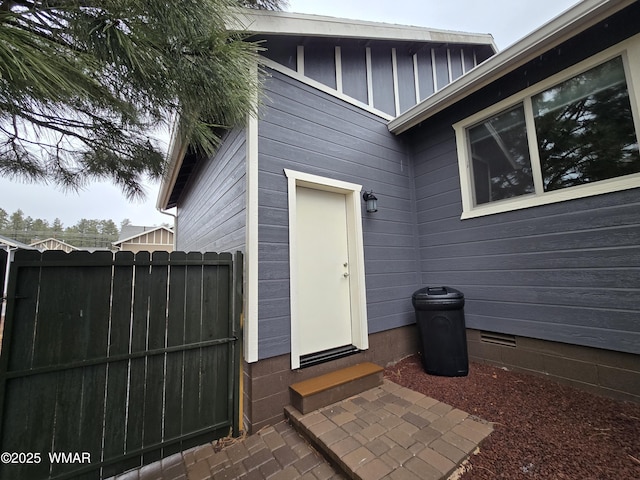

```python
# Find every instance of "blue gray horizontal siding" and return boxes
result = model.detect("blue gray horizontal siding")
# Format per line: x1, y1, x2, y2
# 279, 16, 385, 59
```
256, 69, 418, 359
408, 109, 640, 356
176, 127, 247, 253
408, 6, 640, 355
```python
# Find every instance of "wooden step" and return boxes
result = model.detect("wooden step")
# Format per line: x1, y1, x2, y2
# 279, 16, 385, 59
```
289, 362, 384, 414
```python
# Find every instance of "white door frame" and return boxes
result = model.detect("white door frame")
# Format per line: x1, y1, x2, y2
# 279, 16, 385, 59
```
285, 169, 369, 369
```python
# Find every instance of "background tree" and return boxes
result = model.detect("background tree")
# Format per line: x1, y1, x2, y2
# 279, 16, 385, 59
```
31, 217, 49, 233
51, 218, 64, 235
0, 207, 7, 230
99, 219, 119, 238
0, 0, 286, 198
8, 209, 24, 234
0, 208, 144, 248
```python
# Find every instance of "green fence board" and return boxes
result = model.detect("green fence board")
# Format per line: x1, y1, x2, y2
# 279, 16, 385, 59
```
33, 259, 67, 367
6, 250, 41, 371
110, 252, 135, 356
126, 356, 147, 458
0, 250, 242, 480
184, 253, 204, 345
163, 350, 185, 457
164, 252, 188, 455
143, 355, 165, 465
50, 368, 84, 477
132, 251, 151, 353
79, 365, 108, 467
149, 251, 169, 351
181, 347, 202, 436
167, 251, 187, 348
102, 359, 131, 477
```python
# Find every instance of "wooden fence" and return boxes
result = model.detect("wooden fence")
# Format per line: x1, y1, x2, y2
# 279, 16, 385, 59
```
0, 249, 242, 479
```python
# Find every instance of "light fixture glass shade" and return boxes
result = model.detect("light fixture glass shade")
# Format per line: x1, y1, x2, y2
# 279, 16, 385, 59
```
363, 191, 378, 212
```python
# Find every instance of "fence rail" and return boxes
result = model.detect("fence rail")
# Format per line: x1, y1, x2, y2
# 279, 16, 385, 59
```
0, 249, 242, 479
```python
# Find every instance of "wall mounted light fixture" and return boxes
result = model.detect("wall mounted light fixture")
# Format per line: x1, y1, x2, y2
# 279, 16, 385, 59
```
362, 191, 378, 213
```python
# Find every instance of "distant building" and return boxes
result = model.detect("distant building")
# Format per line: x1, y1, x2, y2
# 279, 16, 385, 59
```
30, 238, 78, 253
113, 226, 174, 253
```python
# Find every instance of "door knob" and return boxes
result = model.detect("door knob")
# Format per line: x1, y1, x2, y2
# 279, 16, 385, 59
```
343, 272, 350, 277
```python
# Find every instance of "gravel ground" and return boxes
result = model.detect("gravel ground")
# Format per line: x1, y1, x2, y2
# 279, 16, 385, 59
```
384, 355, 640, 480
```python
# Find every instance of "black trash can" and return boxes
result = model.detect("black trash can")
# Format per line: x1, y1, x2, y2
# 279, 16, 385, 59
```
412, 286, 468, 377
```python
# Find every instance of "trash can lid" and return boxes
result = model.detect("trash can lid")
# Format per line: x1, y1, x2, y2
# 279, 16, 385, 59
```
412, 286, 463, 300
412, 286, 464, 309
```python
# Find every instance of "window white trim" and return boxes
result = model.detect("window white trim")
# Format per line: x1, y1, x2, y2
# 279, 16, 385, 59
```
454, 34, 640, 219
284, 169, 369, 369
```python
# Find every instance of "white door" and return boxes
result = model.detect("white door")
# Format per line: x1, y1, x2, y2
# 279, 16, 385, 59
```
296, 186, 352, 356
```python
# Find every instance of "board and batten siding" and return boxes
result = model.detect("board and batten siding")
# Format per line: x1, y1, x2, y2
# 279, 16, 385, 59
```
408, 103, 640, 355
256, 69, 420, 359
176, 127, 247, 253
256, 36, 492, 117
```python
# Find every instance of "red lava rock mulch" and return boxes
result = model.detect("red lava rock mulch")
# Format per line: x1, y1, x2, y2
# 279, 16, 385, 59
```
384, 355, 640, 480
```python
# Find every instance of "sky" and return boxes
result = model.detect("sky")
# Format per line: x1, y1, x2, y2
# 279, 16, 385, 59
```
0, 0, 579, 229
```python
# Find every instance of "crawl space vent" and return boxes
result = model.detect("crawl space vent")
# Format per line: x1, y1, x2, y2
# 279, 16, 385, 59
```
480, 331, 517, 347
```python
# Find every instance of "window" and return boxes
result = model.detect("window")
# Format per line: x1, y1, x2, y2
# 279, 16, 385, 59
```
468, 104, 534, 204
533, 57, 640, 192
455, 41, 640, 219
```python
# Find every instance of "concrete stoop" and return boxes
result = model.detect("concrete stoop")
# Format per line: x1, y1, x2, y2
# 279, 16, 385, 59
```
285, 379, 493, 480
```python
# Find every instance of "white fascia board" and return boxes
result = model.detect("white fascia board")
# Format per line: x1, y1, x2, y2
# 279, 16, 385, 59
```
389, 0, 636, 135
156, 117, 186, 210
234, 9, 496, 47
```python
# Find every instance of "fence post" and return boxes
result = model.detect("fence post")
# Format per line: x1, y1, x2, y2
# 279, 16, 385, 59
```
232, 251, 243, 436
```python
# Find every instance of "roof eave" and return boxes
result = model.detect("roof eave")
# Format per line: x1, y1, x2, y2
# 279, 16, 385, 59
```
234, 9, 496, 48
156, 118, 186, 211
388, 0, 636, 134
